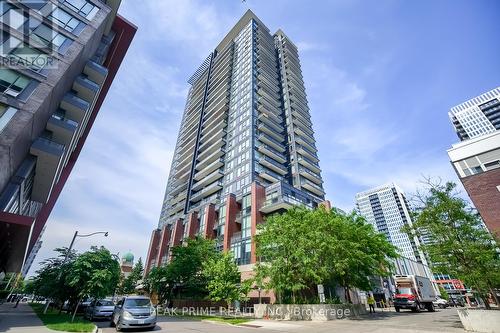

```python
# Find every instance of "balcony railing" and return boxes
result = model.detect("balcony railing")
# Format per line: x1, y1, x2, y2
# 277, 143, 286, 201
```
257, 133, 286, 152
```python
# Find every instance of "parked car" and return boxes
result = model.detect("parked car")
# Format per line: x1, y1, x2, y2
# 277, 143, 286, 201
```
84, 299, 115, 320
433, 297, 449, 309
110, 296, 156, 331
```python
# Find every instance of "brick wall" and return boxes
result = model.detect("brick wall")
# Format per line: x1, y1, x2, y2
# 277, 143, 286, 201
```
461, 168, 500, 235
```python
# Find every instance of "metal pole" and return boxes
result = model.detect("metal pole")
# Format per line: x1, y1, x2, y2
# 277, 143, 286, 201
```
44, 231, 78, 314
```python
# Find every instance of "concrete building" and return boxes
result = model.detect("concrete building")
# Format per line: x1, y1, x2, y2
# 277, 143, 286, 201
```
0, 0, 136, 274
448, 87, 500, 141
447, 130, 500, 234
145, 10, 327, 282
355, 183, 428, 265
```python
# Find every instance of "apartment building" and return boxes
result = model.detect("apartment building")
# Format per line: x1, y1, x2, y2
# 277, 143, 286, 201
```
145, 10, 327, 276
355, 183, 428, 265
447, 88, 500, 235
0, 0, 136, 274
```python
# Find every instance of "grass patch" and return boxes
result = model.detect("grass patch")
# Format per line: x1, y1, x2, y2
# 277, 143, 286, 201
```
166, 314, 251, 325
30, 303, 95, 332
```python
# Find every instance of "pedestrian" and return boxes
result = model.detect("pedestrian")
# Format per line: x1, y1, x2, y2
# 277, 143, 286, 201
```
367, 295, 376, 313
13, 295, 21, 308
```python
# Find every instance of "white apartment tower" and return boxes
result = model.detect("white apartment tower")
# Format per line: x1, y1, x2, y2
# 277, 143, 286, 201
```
448, 87, 500, 141
356, 183, 427, 264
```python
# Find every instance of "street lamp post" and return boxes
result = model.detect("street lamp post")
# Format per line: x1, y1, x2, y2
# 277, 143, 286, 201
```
43, 231, 109, 314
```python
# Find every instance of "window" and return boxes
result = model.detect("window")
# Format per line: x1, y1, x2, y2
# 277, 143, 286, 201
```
20, 0, 49, 10
30, 23, 70, 51
1, 3, 26, 30
61, 0, 99, 20
484, 160, 500, 170
10, 44, 50, 72
0, 68, 31, 97
49, 7, 82, 33
0, 103, 18, 133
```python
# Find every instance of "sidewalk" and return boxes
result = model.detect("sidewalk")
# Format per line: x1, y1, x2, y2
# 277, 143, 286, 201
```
0, 302, 51, 332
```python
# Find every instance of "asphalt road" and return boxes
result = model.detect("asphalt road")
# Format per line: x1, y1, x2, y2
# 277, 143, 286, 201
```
95, 308, 467, 333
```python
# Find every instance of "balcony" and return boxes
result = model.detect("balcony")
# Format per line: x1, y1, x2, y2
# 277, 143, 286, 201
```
258, 95, 280, 111
260, 194, 313, 214
257, 133, 285, 152
203, 107, 226, 130
60, 93, 90, 124
199, 128, 226, 151
200, 126, 226, 148
301, 179, 325, 197
170, 191, 187, 204
294, 127, 315, 144
259, 112, 282, 130
298, 167, 322, 185
73, 75, 99, 103
256, 166, 282, 183
296, 144, 318, 162
257, 143, 286, 164
295, 135, 316, 153
83, 60, 108, 85
201, 118, 226, 137
197, 137, 225, 159
259, 156, 287, 175
193, 158, 224, 181
293, 115, 313, 134
258, 101, 281, 118
196, 148, 225, 170
46, 113, 78, 147
191, 169, 224, 191
170, 181, 188, 197
190, 180, 223, 202
29, 137, 65, 203
298, 155, 321, 174
258, 122, 284, 142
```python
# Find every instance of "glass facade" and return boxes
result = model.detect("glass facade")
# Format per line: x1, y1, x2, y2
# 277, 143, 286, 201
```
150, 11, 325, 270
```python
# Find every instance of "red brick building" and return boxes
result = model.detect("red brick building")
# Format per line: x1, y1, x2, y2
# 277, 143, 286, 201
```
448, 131, 500, 235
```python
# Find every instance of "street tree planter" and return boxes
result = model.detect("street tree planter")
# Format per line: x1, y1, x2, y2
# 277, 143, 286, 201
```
457, 308, 500, 333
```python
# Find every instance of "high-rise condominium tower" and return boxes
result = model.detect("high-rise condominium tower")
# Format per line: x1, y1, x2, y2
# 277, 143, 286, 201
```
0, 0, 136, 274
447, 87, 500, 235
145, 10, 326, 274
355, 183, 427, 264
448, 87, 500, 141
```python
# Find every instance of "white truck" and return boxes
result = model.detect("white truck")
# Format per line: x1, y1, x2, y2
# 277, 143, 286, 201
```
393, 274, 437, 312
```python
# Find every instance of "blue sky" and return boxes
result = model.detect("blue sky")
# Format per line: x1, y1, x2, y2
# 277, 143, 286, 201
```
29, 0, 500, 274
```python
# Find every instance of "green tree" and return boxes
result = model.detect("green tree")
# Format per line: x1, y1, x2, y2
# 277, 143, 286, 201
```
255, 206, 398, 303
405, 181, 500, 309
202, 251, 250, 308
67, 246, 120, 319
144, 237, 218, 303
31, 248, 79, 311
166, 237, 218, 298
438, 285, 449, 301
143, 266, 171, 304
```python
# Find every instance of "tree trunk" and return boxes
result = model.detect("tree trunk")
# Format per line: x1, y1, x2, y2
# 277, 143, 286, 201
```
345, 286, 352, 304
43, 299, 51, 314
72, 298, 81, 322
489, 286, 499, 306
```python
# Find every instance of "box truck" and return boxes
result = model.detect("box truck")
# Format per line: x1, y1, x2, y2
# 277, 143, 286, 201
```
393, 274, 437, 312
